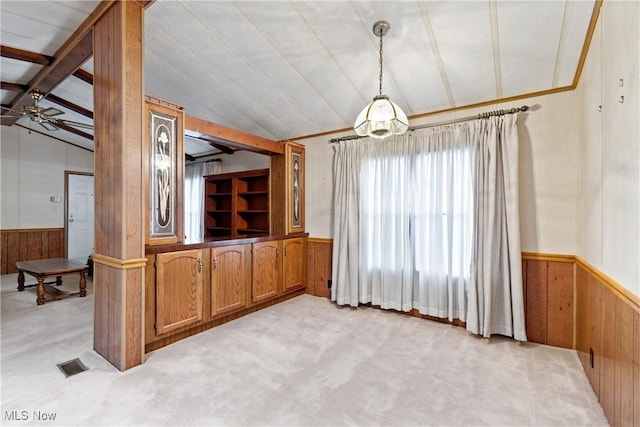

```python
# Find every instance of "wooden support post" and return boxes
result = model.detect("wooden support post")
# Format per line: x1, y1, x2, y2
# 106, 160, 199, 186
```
93, 1, 146, 371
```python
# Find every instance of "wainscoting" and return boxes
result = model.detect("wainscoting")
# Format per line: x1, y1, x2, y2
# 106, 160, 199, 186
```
306, 238, 332, 298
0, 228, 65, 274
307, 239, 639, 427
521, 253, 576, 348
575, 257, 640, 427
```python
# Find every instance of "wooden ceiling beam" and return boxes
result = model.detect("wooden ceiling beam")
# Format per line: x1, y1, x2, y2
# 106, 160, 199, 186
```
1, 81, 28, 92
72, 69, 94, 85
2, 1, 115, 127
185, 114, 284, 155
0, 45, 53, 65
45, 93, 93, 119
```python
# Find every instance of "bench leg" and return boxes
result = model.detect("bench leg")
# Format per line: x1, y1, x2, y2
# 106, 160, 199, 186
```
79, 271, 87, 298
36, 277, 46, 305
17, 270, 25, 291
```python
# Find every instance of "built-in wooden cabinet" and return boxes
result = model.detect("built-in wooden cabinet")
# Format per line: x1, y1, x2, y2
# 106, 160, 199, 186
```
271, 141, 305, 235
236, 171, 270, 237
211, 244, 250, 317
204, 169, 270, 239
146, 235, 307, 351
204, 177, 233, 238
155, 249, 203, 335
283, 237, 305, 293
252, 240, 281, 303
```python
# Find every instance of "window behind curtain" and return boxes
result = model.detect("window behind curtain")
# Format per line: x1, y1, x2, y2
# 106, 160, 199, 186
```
359, 137, 474, 303
184, 162, 204, 243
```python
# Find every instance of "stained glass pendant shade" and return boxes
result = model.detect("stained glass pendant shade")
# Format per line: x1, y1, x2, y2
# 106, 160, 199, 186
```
354, 21, 408, 139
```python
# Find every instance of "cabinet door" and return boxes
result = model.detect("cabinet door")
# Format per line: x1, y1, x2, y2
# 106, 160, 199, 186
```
283, 238, 305, 293
211, 244, 250, 317
156, 249, 203, 335
252, 240, 281, 303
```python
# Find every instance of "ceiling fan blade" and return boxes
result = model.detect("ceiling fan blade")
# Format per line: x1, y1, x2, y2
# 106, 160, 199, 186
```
41, 107, 64, 117
0, 114, 21, 118
58, 119, 93, 130
40, 120, 59, 131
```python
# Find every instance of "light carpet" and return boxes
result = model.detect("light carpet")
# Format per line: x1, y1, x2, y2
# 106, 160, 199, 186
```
0, 273, 608, 426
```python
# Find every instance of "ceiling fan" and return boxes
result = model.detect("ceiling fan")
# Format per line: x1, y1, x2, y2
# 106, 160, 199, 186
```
1, 89, 93, 132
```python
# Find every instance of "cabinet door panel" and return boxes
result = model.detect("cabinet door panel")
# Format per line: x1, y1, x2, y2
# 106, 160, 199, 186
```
156, 249, 203, 335
252, 241, 280, 303
211, 244, 250, 317
283, 238, 305, 293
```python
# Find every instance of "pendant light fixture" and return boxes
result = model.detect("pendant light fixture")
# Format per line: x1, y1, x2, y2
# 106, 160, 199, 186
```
354, 20, 408, 139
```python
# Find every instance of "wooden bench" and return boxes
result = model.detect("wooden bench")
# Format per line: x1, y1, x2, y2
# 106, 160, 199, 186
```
16, 258, 88, 305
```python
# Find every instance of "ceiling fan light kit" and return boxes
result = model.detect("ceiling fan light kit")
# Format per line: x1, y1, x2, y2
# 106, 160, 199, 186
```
354, 20, 408, 139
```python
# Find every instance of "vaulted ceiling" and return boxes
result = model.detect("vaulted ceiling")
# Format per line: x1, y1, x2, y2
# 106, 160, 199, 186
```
1, 1, 598, 157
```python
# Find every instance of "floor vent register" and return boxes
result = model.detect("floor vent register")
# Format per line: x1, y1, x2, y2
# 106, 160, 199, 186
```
57, 358, 88, 377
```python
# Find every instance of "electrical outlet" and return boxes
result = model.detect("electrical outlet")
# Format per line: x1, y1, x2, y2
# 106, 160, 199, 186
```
589, 348, 594, 369
328, 279, 332, 289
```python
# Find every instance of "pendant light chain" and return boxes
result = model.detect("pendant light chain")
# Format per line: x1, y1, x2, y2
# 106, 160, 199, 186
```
378, 32, 384, 96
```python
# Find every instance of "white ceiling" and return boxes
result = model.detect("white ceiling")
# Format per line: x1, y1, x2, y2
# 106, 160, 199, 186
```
1, 0, 597, 154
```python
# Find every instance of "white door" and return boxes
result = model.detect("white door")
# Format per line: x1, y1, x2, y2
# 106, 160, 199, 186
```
67, 174, 95, 262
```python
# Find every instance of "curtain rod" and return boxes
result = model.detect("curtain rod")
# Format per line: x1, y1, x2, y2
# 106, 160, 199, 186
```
329, 105, 529, 143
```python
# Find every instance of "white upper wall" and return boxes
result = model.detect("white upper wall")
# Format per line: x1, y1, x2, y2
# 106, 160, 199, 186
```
216, 150, 269, 174
577, 1, 639, 297
0, 126, 93, 229
300, 91, 579, 257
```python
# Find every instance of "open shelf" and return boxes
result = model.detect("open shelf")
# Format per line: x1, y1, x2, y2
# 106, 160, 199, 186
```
204, 169, 270, 239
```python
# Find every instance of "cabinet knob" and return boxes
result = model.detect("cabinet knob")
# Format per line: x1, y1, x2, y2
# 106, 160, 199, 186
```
197, 258, 202, 273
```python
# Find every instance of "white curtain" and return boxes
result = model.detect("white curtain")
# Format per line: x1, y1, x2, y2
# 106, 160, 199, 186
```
184, 161, 221, 243
331, 115, 526, 340
466, 115, 526, 340
184, 162, 204, 243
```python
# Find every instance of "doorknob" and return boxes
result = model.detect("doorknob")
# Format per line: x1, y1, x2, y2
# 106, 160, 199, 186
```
69, 218, 74, 222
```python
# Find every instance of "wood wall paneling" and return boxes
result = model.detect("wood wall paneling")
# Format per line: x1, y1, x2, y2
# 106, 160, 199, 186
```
546, 262, 574, 348
306, 241, 316, 296
7, 232, 19, 272
1, 232, 7, 274
634, 311, 640, 426
306, 239, 332, 298
525, 259, 548, 344
0, 229, 65, 274
600, 288, 617, 425
614, 298, 634, 427
576, 265, 590, 375
589, 274, 603, 398
18, 232, 29, 264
